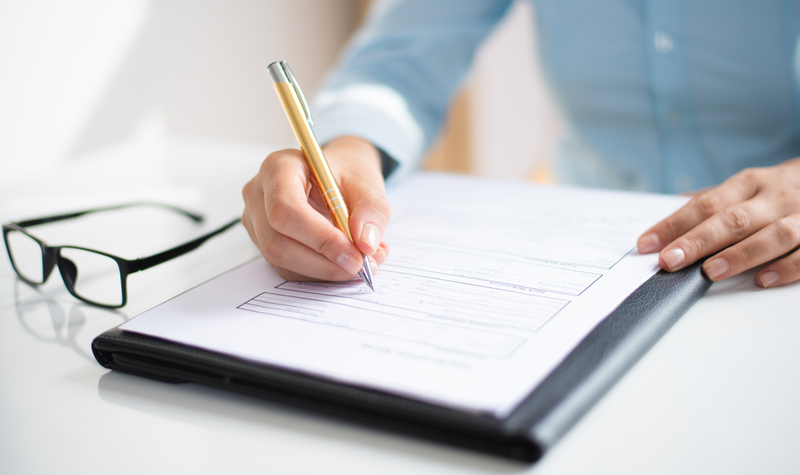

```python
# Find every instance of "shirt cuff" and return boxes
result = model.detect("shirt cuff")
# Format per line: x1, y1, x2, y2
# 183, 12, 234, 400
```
313, 83, 424, 183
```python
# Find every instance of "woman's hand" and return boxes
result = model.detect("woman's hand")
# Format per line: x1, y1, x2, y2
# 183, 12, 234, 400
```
242, 136, 391, 281
637, 158, 800, 288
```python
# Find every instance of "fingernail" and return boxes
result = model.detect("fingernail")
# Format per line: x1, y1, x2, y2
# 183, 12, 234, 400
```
758, 270, 779, 288
360, 223, 380, 252
637, 233, 661, 253
336, 253, 361, 274
661, 247, 686, 270
703, 257, 729, 280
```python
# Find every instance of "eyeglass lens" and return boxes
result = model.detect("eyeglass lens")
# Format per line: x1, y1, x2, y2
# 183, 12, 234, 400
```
6, 229, 124, 307
6, 229, 45, 284
58, 248, 124, 307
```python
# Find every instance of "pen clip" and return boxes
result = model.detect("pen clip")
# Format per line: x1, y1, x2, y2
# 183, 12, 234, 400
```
280, 61, 314, 127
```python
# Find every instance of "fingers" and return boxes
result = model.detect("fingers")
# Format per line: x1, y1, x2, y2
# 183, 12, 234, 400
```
632, 160, 800, 287
265, 155, 362, 271
242, 136, 393, 282
242, 149, 364, 281
756, 247, 800, 288
270, 254, 381, 282
701, 214, 800, 282
656, 198, 778, 272
260, 227, 361, 281
637, 170, 760, 254
631, 162, 800, 286
374, 242, 390, 265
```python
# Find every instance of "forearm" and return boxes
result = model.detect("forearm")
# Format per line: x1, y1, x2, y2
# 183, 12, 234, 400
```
313, 0, 513, 180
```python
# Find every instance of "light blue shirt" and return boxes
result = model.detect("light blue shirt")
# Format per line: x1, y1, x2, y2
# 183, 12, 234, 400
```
313, 0, 800, 193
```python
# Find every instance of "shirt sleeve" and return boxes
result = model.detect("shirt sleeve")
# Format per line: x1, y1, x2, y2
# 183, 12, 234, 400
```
312, 0, 513, 181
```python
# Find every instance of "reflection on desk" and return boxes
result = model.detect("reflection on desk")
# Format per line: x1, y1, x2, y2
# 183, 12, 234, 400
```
14, 279, 129, 363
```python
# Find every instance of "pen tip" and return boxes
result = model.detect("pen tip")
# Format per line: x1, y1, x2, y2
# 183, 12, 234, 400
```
358, 257, 375, 292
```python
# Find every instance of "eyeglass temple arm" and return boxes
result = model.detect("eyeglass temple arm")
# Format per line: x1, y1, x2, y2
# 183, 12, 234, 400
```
14, 202, 204, 228
131, 218, 241, 273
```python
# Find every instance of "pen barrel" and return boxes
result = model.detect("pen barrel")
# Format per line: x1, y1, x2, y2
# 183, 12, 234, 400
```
273, 82, 353, 241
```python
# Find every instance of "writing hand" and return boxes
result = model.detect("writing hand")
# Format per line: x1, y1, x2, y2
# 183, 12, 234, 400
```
637, 158, 800, 288
242, 136, 391, 281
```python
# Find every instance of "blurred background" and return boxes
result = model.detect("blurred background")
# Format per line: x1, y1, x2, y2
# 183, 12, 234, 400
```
0, 0, 561, 188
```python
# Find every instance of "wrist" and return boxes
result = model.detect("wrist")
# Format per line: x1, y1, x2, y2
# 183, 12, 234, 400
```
323, 136, 382, 174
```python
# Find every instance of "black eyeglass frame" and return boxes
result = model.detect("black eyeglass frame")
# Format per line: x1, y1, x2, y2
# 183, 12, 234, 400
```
2, 202, 240, 308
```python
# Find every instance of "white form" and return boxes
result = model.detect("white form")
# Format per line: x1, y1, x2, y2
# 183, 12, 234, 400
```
121, 173, 690, 417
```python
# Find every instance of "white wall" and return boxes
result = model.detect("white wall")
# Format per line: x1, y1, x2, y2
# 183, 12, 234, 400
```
0, 0, 558, 187
0, 0, 360, 186
469, 1, 561, 181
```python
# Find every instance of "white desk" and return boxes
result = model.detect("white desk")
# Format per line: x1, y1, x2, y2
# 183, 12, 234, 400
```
2, 140, 799, 474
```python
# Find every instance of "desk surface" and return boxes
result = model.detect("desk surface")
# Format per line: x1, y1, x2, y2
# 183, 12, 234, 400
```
2, 140, 799, 475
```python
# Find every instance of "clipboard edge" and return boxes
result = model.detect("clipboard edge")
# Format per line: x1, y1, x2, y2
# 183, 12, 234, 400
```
92, 262, 710, 462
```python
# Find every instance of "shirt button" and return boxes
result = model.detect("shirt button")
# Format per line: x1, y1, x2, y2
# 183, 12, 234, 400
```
654, 31, 674, 54
675, 174, 692, 193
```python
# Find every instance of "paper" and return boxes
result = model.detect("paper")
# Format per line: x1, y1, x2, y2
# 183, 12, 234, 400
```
120, 173, 689, 416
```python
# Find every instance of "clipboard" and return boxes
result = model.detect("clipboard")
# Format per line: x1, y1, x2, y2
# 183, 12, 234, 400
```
92, 261, 709, 462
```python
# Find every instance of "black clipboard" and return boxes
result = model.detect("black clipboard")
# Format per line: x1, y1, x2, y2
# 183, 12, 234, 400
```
92, 261, 709, 462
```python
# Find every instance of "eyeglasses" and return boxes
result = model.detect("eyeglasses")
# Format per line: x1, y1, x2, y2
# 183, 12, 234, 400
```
2, 202, 240, 308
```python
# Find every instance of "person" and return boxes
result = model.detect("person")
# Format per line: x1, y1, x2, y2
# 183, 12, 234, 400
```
242, 0, 800, 288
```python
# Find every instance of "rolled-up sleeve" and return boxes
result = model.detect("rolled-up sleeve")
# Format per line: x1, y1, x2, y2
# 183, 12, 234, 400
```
312, 0, 512, 180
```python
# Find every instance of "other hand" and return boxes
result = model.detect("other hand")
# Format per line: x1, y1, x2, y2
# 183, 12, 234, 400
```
242, 136, 391, 281
637, 158, 800, 288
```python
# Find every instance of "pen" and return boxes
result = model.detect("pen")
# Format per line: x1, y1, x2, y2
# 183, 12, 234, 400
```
267, 60, 375, 291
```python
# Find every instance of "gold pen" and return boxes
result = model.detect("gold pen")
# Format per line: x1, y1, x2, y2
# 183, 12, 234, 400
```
267, 60, 375, 291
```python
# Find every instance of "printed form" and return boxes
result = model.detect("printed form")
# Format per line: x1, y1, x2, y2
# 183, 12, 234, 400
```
121, 173, 690, 417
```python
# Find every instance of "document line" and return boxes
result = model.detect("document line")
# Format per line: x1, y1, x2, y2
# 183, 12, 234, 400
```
120, 174, 691, 416
239, 288, 529, 358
